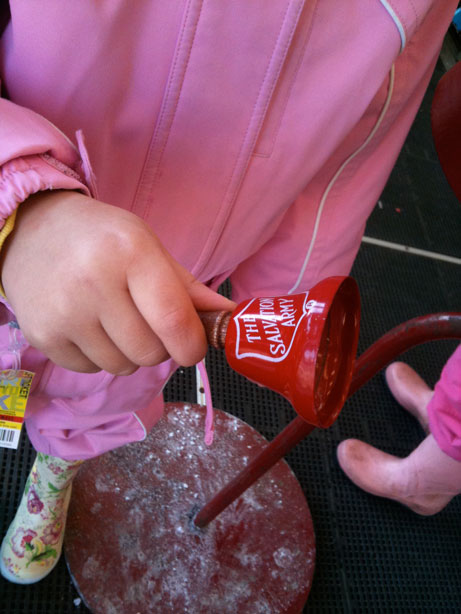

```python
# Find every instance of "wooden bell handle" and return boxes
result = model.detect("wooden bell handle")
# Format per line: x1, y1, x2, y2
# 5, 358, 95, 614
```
198, 311, 232, 350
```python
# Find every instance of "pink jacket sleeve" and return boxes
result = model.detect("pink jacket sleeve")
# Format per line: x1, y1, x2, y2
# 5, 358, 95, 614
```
0, 94, 91, 321
0, 95, 90, 227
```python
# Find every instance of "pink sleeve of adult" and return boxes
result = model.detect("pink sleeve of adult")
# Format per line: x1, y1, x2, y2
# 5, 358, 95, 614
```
428, 345, 461, 462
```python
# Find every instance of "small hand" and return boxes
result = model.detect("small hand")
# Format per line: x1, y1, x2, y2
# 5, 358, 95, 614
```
1, 191, 235, 374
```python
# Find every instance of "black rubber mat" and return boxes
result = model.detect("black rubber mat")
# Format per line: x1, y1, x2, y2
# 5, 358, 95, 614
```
366, 60, 461, 258
1, 60, 460, 612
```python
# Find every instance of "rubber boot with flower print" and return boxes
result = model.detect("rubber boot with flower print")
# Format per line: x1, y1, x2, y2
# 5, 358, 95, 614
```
0, 452, 83, 584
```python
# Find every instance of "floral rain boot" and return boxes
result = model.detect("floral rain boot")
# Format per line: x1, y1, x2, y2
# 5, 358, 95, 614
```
0, 453, 83, 584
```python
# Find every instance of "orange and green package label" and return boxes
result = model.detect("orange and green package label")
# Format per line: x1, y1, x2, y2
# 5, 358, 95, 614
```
0, 370, 34, 450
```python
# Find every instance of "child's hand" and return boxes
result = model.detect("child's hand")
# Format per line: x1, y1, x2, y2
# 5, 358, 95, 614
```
1, 191, 235, 374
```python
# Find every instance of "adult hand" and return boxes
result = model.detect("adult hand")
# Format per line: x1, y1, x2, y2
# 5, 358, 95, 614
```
1, 190, 235, 374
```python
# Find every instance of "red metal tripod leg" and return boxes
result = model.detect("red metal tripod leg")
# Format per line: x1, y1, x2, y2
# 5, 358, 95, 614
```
194, 416, 315, 528
348, 313, 461, 395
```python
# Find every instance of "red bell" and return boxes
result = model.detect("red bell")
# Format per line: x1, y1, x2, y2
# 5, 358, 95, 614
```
222, 276, 360, 427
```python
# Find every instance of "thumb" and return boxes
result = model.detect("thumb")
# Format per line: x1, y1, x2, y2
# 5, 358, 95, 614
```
169, 259, 236, 313
186, 276, 236, 312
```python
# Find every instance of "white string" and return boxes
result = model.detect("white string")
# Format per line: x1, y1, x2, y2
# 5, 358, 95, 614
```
288, 65, 396, 295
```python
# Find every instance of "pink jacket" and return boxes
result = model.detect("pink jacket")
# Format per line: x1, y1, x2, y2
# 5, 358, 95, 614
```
0, 0, 458, 459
